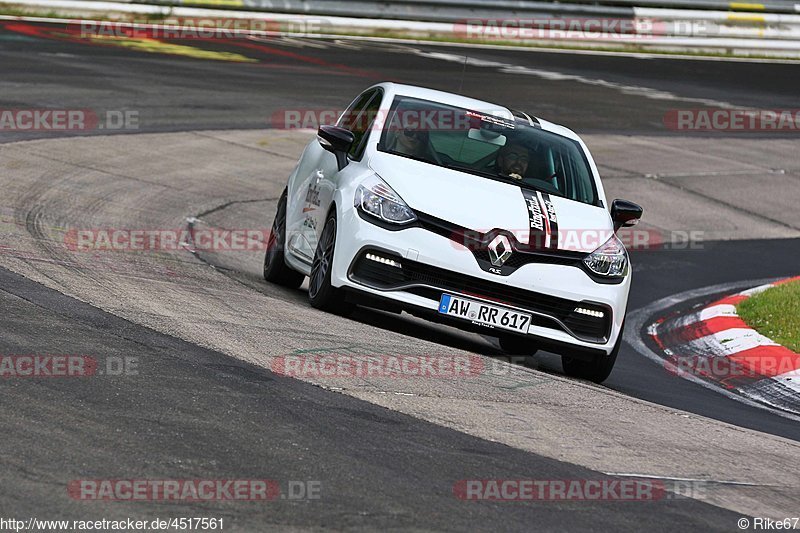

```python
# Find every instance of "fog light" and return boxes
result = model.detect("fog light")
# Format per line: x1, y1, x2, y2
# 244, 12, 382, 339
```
366, 253, 401, 268
574, 307, 604, 318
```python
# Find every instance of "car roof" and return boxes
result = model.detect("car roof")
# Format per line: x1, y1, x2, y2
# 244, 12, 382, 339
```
374, 82, 583, 143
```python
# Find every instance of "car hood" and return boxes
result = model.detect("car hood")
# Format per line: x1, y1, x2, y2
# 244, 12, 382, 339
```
369, 154, 613, 253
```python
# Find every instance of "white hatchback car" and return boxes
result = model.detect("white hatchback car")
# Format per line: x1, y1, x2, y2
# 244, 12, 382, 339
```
264, 82, 642, 382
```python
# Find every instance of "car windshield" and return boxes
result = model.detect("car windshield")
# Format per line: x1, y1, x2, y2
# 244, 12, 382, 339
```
377, 96, 599, 206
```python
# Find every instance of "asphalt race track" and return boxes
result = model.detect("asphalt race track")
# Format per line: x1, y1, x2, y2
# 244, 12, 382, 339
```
0, 259, 744, 530
2, 20, 800, 140
1, 20, 799, 530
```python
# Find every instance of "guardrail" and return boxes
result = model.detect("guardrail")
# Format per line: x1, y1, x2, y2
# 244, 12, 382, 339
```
140, 0, 799, 18
135, 0, 637, 20
103, 0, 800, 42
6, 0, 800, 56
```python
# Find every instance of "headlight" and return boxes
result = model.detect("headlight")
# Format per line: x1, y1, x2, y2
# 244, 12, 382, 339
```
355, 175, 416, 225
583, 234, 627, 278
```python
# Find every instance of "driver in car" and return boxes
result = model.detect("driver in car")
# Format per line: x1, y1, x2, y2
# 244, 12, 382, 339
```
495, 142, 531, 181
388, 127, 434, 160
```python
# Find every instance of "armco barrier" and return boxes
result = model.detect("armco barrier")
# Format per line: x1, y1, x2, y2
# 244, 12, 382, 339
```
137, 0, 800, 19
6, 0, 800, 55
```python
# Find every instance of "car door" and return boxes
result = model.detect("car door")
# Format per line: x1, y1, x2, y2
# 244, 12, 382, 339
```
286, 88, 383, 264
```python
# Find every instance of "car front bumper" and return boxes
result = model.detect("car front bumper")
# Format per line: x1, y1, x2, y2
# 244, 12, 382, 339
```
331, 205, 630, 356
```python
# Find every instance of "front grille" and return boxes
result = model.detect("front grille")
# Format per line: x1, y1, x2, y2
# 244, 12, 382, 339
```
415, 210, 585, 275
472, 249, 581, 268
349, 250, 610, 342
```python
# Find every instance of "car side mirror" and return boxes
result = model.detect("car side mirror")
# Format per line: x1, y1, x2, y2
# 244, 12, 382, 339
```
318, 125, 354, 171
611, 199, 643, 231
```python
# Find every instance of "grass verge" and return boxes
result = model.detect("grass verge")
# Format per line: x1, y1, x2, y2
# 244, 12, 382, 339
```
738, 279, 800, 353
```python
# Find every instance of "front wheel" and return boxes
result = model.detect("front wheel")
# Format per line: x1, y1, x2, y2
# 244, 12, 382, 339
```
308, 210, 354, 315
264, 188, 305, 288
561, 323, 624, 384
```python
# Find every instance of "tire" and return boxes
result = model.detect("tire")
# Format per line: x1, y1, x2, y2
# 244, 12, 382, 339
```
308, 209, 354, 315
499, 335, 538, 356
263, 188, 305, 289
561, 322, 624, 384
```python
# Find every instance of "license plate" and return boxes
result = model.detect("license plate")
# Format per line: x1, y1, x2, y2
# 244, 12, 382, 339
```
438, 293, 532, 333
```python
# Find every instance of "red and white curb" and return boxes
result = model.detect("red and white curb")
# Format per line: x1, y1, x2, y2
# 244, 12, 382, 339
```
648, 276, 800, 415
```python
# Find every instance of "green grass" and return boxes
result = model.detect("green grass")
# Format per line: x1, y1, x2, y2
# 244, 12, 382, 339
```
738, 280, 800, 352
0, 5, 62, 18
0, 3, 173, 21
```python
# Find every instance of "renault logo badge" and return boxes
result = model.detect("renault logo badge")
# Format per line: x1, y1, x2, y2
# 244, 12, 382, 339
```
488, 235, 512, 267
